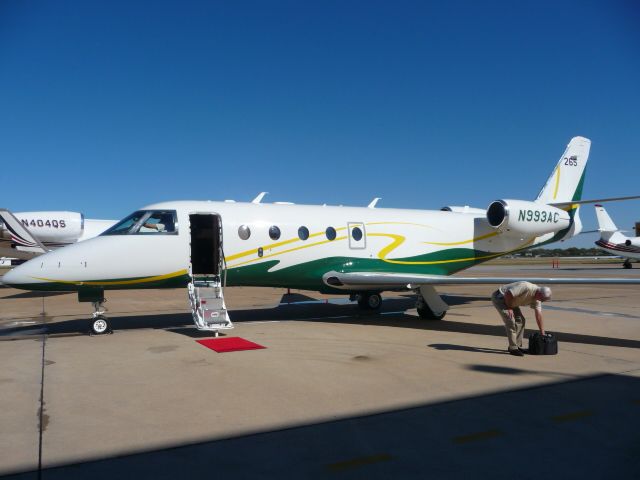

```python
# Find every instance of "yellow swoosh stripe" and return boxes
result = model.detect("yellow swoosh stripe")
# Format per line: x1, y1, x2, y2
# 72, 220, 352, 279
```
553, 165, 561, 200
368, 233, 405, 259
31, 269, 188, 286
370, 232, 535, 265
228, 236, 349, 268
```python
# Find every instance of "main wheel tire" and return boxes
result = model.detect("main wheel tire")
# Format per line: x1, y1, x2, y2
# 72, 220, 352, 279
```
357, 293, 382, 310
91, 316, 111, 335
623, 260, 632, 269
366, 293, 382, 310
417, 304, 446, 320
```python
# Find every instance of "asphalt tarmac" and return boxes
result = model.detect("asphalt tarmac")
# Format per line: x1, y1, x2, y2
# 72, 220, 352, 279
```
1, 264, 639, 479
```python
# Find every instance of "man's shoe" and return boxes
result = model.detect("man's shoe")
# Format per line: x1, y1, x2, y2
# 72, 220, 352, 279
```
509, 349, 524, 357
518, 348, 528, 354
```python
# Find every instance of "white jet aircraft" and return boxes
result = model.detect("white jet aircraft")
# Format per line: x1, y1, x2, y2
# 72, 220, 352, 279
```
594, 205, 640, 268
3, 136, 640, 335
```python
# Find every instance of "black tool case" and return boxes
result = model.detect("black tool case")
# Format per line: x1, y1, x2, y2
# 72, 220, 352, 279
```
528, 332, 558, 355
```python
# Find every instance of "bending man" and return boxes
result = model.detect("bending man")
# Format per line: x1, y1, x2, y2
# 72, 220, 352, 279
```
491, 281, 552, 357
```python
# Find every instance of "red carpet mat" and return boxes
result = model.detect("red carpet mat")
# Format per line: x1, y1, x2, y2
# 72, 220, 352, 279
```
197, 337, 266, 353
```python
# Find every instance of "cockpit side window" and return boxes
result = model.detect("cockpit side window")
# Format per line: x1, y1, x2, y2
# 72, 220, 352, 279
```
101, 210, 178, 236
139, 211, 177, 234
101, 211, 145, 235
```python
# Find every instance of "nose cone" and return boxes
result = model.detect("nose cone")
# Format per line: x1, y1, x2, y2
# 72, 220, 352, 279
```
2, 263, 29, 287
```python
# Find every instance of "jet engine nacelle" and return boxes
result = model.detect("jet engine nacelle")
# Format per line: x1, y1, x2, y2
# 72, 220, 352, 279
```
625, 238, 640, 248
440, 206, 486, 215
486, 199, 570, 236
11, 211, 84, 244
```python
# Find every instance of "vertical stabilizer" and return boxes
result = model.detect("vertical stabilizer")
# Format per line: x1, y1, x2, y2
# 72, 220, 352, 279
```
535, 136, 590, 241
0, 209, 47, 252
536, 136, 591, 204
595, 205, 618, 232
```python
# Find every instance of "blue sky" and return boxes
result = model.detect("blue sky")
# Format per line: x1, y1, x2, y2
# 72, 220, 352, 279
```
1, 0, 638, 247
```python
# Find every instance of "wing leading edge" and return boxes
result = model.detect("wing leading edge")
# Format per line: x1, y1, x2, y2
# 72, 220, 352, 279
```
323, 271, 640, 290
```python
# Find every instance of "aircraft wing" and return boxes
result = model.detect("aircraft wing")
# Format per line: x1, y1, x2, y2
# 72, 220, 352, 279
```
323, 271, 640, 289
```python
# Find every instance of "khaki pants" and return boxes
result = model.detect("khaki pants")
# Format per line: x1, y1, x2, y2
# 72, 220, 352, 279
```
492, 290, 526, 351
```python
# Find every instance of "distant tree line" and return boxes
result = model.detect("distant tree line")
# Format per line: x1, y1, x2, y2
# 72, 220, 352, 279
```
516, 248, 613, 257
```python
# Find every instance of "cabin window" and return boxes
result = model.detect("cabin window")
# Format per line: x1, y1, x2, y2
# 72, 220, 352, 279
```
101, 210, 178, 235
269, 226, 281, 240
238, 225, 251, 240
298, 226, 309, 241
326, 227, 336, 241
351, 226, 363, 241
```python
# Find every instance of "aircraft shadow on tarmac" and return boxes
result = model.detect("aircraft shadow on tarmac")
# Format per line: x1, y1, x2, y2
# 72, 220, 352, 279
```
3, 373, 639, 480
2, 291, 73, 300
2, 294, 639, 350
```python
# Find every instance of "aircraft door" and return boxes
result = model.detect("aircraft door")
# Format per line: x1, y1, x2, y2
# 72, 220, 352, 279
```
187, 213, 232, 333
348, 222, 366, 249
189, 214, 223, 276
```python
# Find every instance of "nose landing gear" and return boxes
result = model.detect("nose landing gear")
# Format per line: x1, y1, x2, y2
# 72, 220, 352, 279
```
78, 290, 112, 335
90, 299, 112, 335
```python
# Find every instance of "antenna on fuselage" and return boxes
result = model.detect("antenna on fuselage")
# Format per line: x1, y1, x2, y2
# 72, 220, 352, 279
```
368, 197, 381, 208
252, 192, 268, 204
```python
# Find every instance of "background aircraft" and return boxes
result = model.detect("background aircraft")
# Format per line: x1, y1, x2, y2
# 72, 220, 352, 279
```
594, 205, 640, 268
0, 209, 116, 263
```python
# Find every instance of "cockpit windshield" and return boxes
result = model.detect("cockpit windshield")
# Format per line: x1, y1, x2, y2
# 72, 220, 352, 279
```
101, 210, 178, 235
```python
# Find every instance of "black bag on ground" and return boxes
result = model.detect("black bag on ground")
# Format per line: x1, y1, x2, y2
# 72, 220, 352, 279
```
528, 332, 558, 355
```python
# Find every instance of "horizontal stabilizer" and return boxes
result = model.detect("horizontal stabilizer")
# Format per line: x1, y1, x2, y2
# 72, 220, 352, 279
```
549, 194, 640, 208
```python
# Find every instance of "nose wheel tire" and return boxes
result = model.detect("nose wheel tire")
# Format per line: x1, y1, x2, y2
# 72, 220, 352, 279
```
90, 315, 112, 335
357, 293, 382, 310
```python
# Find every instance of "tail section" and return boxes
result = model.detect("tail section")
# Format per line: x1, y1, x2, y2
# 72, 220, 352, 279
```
535, 136, 591, 241
536, 136, 591, 204
0, 209, 47, 253
595, 205, 618, 232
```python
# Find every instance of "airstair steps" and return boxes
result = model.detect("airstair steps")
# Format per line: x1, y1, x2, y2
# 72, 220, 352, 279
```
188, 278, 233, 333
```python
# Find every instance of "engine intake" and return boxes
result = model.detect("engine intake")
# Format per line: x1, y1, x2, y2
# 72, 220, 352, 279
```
486, 199, 570, 236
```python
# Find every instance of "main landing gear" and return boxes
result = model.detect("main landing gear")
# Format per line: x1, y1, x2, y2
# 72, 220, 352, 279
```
352, 292, 383, 310
415, 285, 448, 320
90, 299, 112, 335
623, 259, 633, 269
